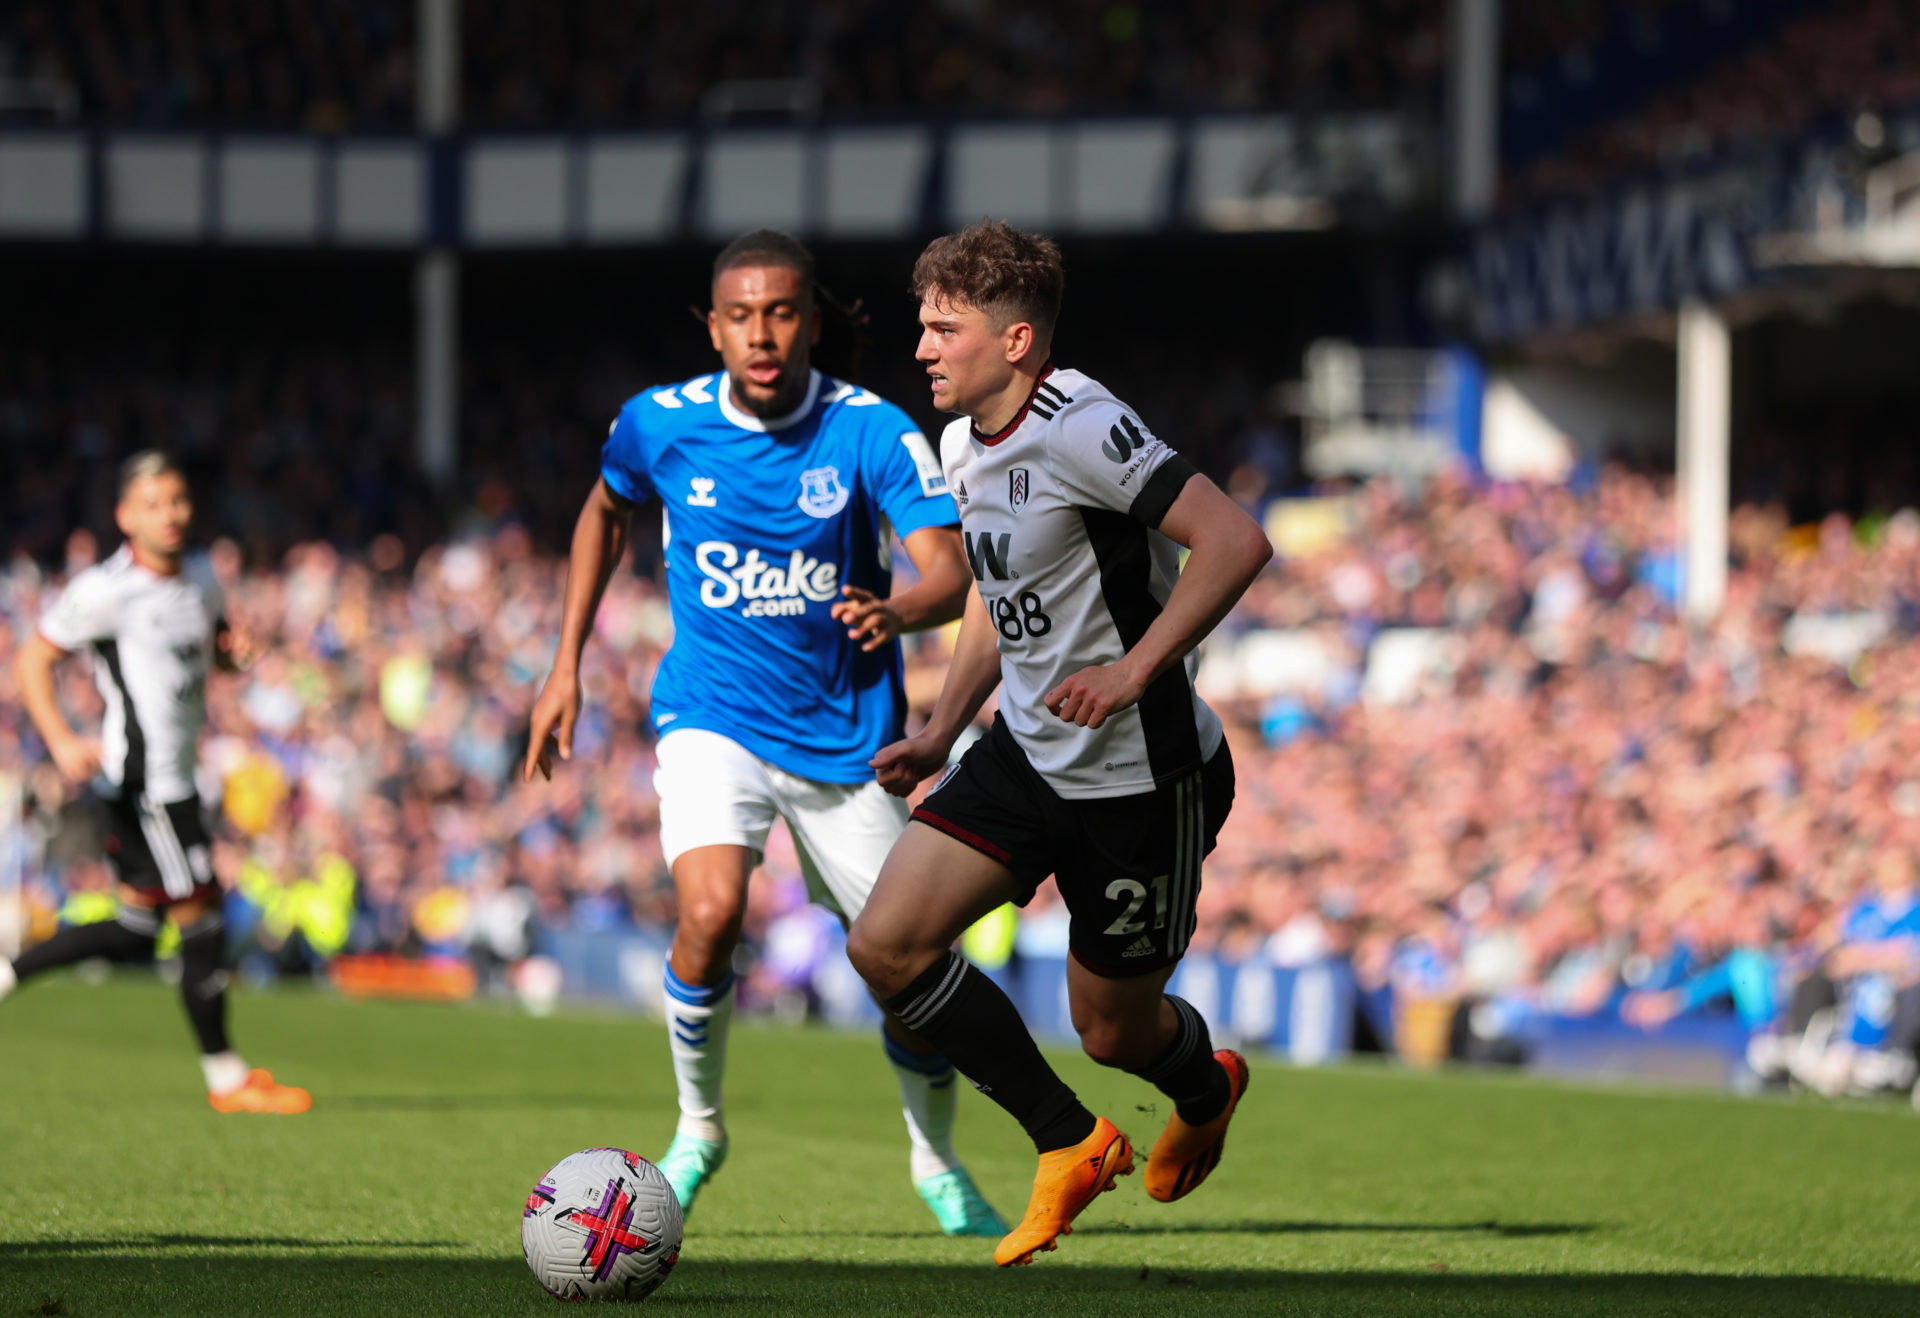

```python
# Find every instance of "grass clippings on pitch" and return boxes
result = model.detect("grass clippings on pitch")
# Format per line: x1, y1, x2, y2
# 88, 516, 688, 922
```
2, 978, 1918, 1316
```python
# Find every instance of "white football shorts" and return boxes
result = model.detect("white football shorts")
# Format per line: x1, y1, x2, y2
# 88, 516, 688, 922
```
653, 727, 909, 920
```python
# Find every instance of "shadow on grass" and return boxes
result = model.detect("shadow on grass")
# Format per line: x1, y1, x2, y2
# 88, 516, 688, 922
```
698, 1218, 1598, 1242
3, 1254, 1917, 1317
0, 1235, 461, 1256
1085, 1218, 1599, 1239
317, 1094, 629, 1113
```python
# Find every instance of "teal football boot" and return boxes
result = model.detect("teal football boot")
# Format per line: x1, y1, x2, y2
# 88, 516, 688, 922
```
658, 1132, 729, 1216
915, 1166, 1008, 1238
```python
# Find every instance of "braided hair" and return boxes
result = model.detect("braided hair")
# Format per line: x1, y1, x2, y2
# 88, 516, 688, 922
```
809, 281, 870, 383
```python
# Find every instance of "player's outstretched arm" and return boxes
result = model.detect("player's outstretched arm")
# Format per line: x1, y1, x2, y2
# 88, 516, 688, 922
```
15, 631, 102, 784
831, 525, 969, 651
872, 585, 1003, 796
1045, 474, 1272, 730
526, 477, 633, 782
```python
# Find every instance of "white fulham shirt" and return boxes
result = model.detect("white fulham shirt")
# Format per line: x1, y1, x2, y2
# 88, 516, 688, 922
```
940, 365, 1223, 799
37, 545, 224, 804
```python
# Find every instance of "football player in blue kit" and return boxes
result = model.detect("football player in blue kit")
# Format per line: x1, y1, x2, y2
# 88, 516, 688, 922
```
525, 230, 1003, 1235
1822, 848, 1920, 1092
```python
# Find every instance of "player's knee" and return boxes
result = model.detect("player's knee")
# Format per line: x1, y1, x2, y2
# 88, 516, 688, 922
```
844, 918, 894, 991
1077, 1020, 1129, 1068
679, 890, 746, 945
1076, 1013, 1152, 1070
671, 897, 745, 985
846, 917, 928, 998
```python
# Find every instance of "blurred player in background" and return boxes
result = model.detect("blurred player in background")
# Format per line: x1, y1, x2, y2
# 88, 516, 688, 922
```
2, 451, 311, 1114
525, 230, 1003, 1234
848, 221, 1274, 1265
1739, 846, 1920, 1096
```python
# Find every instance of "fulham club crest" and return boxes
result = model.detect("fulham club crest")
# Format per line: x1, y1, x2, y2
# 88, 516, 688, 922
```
1008, 467, 1030, 512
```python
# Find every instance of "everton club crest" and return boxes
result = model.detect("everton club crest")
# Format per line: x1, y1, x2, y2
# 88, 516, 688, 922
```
797, 466, 850, 518
1008, 467, 1030, 512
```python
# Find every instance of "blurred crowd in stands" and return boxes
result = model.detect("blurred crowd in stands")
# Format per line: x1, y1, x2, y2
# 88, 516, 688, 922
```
459, 0, 1446, 125
11, 0, 1911, 154
1498, 0, 1689, 73
1198, 470, 1920, 1089
0, 0, 414, 130
5, 453, 1918, 1089
1508, 0, 1920, 203
2, 0, 1444, 129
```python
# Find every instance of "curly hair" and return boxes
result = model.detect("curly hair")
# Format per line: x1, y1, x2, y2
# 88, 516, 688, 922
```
910, 220, 1064, 341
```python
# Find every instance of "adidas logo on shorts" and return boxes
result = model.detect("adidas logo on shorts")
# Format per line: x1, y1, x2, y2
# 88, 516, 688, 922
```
1121, 935, 1156, 958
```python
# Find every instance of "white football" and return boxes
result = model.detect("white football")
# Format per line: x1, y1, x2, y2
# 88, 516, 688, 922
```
522, 1147, 684, 1302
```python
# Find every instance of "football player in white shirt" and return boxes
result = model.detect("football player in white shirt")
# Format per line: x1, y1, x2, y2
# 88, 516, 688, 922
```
846, 222, 1273, 1266
4, 452, 311, 1114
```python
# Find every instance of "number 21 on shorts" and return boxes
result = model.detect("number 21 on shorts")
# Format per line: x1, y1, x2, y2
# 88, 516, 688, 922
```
1104, 874, 1170, 935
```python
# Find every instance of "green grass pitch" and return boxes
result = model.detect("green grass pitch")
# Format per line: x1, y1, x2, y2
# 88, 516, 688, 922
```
2, 978, 1918, 1316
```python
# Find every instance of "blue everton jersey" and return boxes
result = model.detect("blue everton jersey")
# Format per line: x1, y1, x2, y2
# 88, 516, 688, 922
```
601, 368, 957, 783
1838, 893, 1920, 1047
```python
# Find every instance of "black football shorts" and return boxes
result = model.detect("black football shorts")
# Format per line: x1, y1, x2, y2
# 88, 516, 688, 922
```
102, 793, 219, 904
912, 714, 1234, 978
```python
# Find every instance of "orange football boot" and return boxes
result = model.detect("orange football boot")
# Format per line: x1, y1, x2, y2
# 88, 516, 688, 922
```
1144, 1049, 1249, 1202
208, 1069, 313, 1114
993, 1116, 1134, 1267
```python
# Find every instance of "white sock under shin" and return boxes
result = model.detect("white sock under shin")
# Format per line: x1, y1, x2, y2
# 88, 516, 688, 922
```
664, 965, 735, 1144
201, 1051, 249, 1095
885, 1029, 960, 1183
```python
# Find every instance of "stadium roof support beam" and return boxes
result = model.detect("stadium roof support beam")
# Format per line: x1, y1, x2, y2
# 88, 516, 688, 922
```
415, 0, 459, 486
1446, 0, 1500, 221
1677, 298, 1730, 625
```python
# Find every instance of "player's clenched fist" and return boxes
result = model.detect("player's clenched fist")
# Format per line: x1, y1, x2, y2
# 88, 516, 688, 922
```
1044, 661, 1146, 730
524, 671, 582, 782
871, 734, 950, 797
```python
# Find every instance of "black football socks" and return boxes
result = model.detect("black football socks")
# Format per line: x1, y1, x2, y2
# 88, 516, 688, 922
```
9, 905, 157, 980
11, 905, 234, 1057
887, 950, 1097, 1153
1132, 994, 1231, 1126
177, 910, 233, 1056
